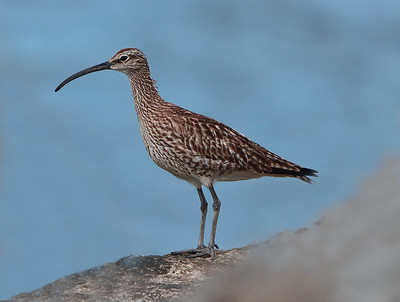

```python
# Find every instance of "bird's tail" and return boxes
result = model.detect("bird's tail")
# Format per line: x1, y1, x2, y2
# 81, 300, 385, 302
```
269, 166, 318, 184
297, 167, 318, 184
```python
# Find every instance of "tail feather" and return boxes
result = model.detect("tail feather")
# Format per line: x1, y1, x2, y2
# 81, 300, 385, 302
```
269, 166, 318, 184
299, 167, 318, 178
298, 167, 318, 184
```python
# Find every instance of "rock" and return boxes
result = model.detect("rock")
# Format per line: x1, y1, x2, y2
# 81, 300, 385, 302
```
7, 157, 400, 302
7, 247, 250, 302
187, 158, 400, 302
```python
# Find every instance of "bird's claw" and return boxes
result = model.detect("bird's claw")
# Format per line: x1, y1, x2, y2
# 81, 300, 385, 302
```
171, 244, 219, 260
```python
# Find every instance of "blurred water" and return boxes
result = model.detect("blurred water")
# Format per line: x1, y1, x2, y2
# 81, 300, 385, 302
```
1, 0, 400, 299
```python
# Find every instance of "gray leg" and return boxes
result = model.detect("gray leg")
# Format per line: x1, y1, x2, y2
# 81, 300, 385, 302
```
170, 186, 217, 259
208, 184, 221, 260
197, 187, 208, 249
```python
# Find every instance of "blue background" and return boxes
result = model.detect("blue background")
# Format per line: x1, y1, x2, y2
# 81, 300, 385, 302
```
1, 1, 400, 299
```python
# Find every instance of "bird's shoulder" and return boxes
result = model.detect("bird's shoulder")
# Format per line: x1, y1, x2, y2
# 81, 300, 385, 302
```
157, 101, 243, 141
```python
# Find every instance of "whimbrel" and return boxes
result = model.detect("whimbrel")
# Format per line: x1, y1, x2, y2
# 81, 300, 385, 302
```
55, 48, 317, 259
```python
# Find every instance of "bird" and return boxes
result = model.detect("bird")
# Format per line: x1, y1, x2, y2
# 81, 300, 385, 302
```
55, 48, 317, 259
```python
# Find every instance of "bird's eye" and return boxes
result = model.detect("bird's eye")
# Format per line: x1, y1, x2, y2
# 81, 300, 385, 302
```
120, 55, 129, 62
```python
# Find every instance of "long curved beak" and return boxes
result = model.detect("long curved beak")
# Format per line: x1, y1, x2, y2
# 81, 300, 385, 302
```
55, 61, 112, 92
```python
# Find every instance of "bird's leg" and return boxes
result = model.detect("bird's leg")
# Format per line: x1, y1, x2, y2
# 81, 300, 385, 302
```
171, 187, 218, 259
170, 187, 209, 257
197, 187, 208, 249
179, 186, 220, 259
208, 184, 221, 260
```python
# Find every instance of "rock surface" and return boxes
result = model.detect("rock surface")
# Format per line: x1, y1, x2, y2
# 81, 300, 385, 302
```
188, 158, 400, 302
6, 158, 400, 302
6, 246, 251, 302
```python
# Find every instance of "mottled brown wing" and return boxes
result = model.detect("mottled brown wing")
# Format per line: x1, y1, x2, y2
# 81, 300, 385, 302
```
163, 103, 304, 177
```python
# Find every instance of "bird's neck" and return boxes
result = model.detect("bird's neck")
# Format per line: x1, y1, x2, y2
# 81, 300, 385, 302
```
127, 69, 165, 149
128, 70, 164, 117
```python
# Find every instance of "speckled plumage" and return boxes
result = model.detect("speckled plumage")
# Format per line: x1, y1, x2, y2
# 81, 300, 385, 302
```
113, 48, 316, 188
55, 48, 317, 259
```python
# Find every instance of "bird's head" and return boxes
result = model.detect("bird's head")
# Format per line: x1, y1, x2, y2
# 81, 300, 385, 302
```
55, 48, 149, 92
109, 48, 148, 73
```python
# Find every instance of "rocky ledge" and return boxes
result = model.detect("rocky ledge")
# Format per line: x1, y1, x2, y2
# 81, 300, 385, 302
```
6, 158, 400, 302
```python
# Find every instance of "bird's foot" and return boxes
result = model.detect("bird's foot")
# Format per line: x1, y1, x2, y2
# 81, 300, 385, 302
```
171, 244, 219, 260
170, 247, 209, 257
